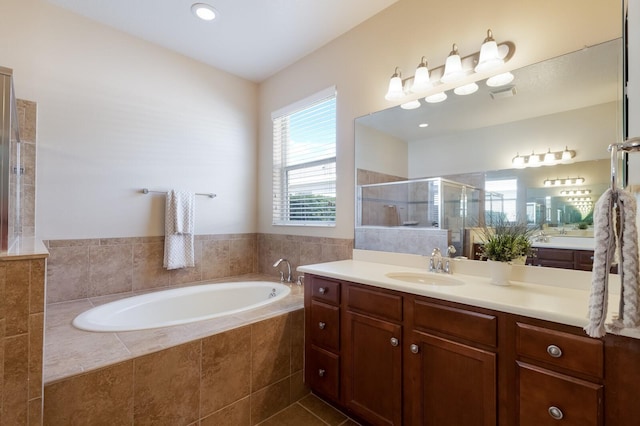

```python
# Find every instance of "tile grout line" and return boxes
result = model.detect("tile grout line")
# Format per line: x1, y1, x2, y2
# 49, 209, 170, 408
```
294, 401, 332, 425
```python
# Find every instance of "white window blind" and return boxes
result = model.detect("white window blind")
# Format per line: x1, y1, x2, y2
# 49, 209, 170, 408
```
272, 87, 336, 226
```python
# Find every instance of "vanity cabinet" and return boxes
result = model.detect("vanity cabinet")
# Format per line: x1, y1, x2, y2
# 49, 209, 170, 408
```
533, 247, 596, 271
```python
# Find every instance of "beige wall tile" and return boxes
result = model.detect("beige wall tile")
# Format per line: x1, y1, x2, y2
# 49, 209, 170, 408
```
29, 397, 42, 426
200, 396, 250, 426
6, 260, 30, 336
133, 341, 200, 425
289, 370, 310, 404
290, 309, 304, 373
251, 313, 290, 391
249, 377, 290, 425
30, 259, 45, 314
43, 361, 134, 426
202, 240, 230, 280
29, 313, 44, 400
89, 244, 133, 297
0, 318, 4, 412
201, 325, 251, 416
3, 334, 29, 425
132, 241, 172, 291
46, 246, 90, 303
17, 99, 37, 144
0, 264, 6, 320
230, 238, 256, 276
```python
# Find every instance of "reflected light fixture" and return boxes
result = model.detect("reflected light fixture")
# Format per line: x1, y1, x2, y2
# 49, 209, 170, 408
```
528, 151, 541, 166
561, 146, 573, 161
441, 44, 465, 83
401, 100, 421, 110
385, 67, 405, 101
486, 72, 514, 87
512, 153, 525, 168
454, 82, 479, 96
475, 29, 504, 73
411, 57, 432, 92
544, 149, 556, 164
544, 177, 585, 187
560, 189, 591, 196
425, 92, 447, 103
191, 3, 217, 21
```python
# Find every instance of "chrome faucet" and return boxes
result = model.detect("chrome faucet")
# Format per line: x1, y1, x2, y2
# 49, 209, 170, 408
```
273, 258, 292, 283
429, 248, 443, 273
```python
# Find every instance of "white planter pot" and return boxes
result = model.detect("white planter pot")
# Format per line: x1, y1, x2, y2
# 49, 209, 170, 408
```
487, 259, 512, 286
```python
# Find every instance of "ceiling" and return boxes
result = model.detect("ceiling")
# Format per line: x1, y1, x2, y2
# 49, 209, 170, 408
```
45, 0, 398, 82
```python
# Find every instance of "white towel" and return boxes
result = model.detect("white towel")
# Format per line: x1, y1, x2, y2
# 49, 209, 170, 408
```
163, 190, 195, 270
584, 188, 640, 338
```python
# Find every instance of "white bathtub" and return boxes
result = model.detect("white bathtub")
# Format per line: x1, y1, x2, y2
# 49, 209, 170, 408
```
72, 281, 291, 332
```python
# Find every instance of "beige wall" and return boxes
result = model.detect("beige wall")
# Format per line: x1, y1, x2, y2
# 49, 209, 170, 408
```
258, 0, 621, 239
0, 0, 258, 240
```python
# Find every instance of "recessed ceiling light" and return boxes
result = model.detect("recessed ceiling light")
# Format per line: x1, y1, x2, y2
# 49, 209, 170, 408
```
191, 3, 217, 21
418, 123, 429, 128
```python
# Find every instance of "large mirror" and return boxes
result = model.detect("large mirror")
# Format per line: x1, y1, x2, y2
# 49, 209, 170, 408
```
355, 39, 623, 265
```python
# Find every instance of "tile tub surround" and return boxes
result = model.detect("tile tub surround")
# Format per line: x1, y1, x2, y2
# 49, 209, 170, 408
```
0, 245, 48, 425
45, 233, 352, 304
44, 305, 306, 425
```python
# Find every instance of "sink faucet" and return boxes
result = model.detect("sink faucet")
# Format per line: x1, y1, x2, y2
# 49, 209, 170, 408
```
273, 258, 292, 283
429, 248, 443, 273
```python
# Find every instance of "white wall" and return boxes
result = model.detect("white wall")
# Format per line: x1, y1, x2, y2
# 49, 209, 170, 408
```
258, 0, 621, 239
0, 0, 258, 239
355, 122, 407, 178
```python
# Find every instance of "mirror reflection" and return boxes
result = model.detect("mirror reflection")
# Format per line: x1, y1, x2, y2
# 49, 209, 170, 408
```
355, 39, 622, 267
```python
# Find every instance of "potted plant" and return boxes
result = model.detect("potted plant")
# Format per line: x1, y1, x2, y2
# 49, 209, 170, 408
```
478, 221, 535, 286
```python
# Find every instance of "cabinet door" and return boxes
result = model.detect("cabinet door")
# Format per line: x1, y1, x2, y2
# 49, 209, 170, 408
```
344, 311, 402, 426
406, 331, 497, 426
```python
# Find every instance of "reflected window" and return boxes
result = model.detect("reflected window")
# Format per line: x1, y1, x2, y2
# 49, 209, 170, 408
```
485, 178, 518, 223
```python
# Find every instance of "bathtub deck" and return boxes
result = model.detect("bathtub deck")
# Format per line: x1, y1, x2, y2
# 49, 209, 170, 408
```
44, 274, 304, 384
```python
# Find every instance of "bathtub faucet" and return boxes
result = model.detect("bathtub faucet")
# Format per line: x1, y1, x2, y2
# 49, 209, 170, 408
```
273, 258, 292, 283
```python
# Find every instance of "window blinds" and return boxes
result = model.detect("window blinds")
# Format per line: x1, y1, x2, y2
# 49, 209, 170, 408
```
272, 88, 336, 225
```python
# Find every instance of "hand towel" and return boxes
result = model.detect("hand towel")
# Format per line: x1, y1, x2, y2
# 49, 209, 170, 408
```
585, 188, 640, 338
163, 190, 195, 270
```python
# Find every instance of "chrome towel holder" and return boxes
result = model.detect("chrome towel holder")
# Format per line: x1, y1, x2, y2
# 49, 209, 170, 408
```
141, 188, 216, 198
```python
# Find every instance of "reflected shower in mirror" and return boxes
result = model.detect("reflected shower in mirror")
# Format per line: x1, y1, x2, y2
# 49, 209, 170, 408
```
355, 39, 623, 263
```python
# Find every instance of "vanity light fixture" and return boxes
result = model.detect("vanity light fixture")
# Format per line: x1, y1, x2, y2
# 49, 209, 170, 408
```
560, 189, 591, 196
544, 177, 585, 187
441, 44, 465, 84
384, 29, 515, 103
411, 57, 432, 92
385, 67, 405, 101
191, 3, 217, 21
475, 29, 504, 73
511, 147, 576, 168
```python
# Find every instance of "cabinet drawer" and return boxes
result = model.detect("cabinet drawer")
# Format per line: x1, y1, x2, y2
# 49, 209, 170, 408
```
306, 345, 340, 400
310, 300, 340, 351
518, 362, 602, 426
536, 248, 574, 261
346, 284, 403, 322
413, 299, 497, 347
310, 276, 341, 305
516, 323, 603, 378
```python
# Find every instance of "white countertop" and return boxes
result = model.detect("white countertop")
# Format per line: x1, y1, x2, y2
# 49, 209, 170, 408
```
298, 250, 640, 340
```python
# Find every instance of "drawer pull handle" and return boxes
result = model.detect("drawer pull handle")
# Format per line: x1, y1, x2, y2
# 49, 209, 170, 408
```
318, 321, 326, 330
548, 406, 564, 420
410, 344, 420, 354
318, 287, 327, 295
390, 337, 399, 347
318, 369, 326, 377
547, 344, 563, 358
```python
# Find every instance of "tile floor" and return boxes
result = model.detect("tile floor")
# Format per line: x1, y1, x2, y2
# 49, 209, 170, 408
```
257, 394, 360, 426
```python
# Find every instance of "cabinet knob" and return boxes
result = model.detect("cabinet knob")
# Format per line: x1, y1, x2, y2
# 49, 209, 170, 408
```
410, 344, 420, 354
390, 337, 399, 347
318, 287, 327, 295
318, 369, 326, 377
318, 321, 326, 330
547, 344, 563, 358
548, 406, 564, 420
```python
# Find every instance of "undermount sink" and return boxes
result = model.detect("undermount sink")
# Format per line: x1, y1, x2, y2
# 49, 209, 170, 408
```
385, 272, 464, 286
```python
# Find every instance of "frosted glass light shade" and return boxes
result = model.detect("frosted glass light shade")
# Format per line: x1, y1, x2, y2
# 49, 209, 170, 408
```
544, 149, 556, 163
486, 72, 514, 87
441, 45, 465, 83
412, 61, 432, 93
401, 100, 421, 110
425, 92, 447, 103
512, 154, 525, 167
475, 30, 504, 73
385, 70, 404, 101
454, 82, 479, 96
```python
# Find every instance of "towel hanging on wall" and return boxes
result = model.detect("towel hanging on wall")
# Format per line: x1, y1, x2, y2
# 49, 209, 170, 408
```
163, 190, 195, 270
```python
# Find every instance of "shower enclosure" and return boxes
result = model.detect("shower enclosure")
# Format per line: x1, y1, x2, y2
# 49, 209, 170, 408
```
0, 67, 22, 251
356, 177, 480, 256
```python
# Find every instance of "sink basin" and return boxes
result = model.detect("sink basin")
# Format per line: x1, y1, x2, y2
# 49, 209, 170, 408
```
385, 272, 464, 286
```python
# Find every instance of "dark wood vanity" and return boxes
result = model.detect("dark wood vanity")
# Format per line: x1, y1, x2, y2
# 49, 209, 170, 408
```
304, 273, 640, 425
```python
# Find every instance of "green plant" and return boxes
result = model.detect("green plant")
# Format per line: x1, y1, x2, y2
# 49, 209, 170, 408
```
479, 221, 535, 262
577, 222, 588, 230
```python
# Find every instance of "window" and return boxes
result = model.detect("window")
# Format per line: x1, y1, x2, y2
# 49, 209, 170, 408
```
272, 87, 336, 226
485, 178, 518, 223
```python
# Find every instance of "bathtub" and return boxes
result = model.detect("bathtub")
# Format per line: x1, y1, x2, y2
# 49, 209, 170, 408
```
72, 281, 291, 332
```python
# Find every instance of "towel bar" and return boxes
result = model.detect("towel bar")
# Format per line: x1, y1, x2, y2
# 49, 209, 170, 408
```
141, 188, 216, 198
